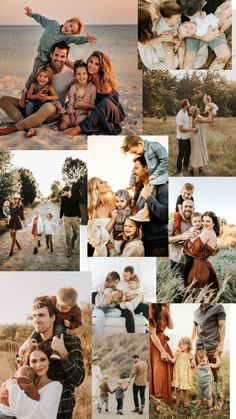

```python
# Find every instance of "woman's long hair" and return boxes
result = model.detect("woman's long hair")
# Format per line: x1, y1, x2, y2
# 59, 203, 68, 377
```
138, 6, 155, 43
202, 211, 220, 237
25, 342, 56, 380
88, 177, 100, 220
151, 303, 165, 324
87, 51, 117, 89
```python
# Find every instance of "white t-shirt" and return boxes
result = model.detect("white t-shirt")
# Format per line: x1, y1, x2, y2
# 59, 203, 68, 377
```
154, 16, 179, 36
191, 13, 219, 37
176, 109, 190, 139
52, 66, 75, 105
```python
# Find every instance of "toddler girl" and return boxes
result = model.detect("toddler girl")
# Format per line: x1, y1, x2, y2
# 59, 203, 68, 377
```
58, 60, 96, 131
170, 336, 194, 407
109, 190, 131, 256
19, 5, 96, 107
43, 212, 57, 252
28, 210, 43, 254
203, 94, 219, 126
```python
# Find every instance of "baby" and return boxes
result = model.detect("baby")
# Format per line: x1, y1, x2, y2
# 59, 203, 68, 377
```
0, 365, 40, 417
193, 349, 220, 410
203, 94, 219, 126
120, 275, 143, 319
97, 375, 113, 413
32, 287, 82, 360
112, 379, 129, 415
110, 190, 131, 256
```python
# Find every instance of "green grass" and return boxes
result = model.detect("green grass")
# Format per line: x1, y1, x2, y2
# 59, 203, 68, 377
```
143, 117, 236, 176
150, 354, 230, 418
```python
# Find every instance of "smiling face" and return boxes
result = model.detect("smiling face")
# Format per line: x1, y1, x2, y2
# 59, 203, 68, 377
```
50, 47, 68, 72
96, 178, 111, 194
178, 21, 197, 38
191, 216, 202, 230
124, 218, 137, 239
202, 215, 214, 231
165, 13, 181, 26
75, 66, 88, 85
181, 188, 193, 200
32, 307, 55, 335
133, 160, 148, 182
87, 55, 100, 76
178, 340, 188, 352
29, 350, 50, 378
37, 71, 50, 86
61, 19, 79, 35
182, 200, 194, 220
128, 280, 138, 290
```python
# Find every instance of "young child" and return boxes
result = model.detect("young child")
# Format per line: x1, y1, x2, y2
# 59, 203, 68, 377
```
170, 337, 194, 407
97, 375, 113, 413
2, 200, 11, 225
28, 210, 44, 254
58, 60, 96, 131
0, 365, 40, 417
181, 212, 203, 284
203, 94, 219, 127
32, 287, 82, 360
93, 288, 123, 333
173, 183, 194, 235
120, 275, 143, 320
112, 379, 129, 415
193, 349, 220, 410
109, 190, 131, 256
43, 212, 57, 252
19, 5, 97, 107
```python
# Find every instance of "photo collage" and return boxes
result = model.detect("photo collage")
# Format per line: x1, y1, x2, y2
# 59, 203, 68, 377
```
0, 1, 235, 418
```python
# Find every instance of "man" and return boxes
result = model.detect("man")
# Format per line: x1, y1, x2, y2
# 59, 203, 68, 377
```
128, 355, 147, 415
177, 0, 231, 69
19, 300, 85, 419
0, 41, 74, 135
59, 185, 81, 257
132, 155, 168, 256
191, 303, 226, 411
168, 199, 195, 274
176, 99, 198, 176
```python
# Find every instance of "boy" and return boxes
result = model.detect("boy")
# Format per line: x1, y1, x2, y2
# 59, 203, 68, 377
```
174, 183, 194, 235
113, 380, 129, 415
97, 375, 112, 413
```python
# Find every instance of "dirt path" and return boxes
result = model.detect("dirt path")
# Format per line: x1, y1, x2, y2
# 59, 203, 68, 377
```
93, 379, 149, 418
0, 201, 80, 271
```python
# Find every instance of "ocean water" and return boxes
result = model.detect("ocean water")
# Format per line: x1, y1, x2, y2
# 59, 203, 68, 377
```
0, 25, 140, 88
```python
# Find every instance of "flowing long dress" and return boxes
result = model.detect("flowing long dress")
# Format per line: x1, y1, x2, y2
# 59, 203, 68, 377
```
149, 308, 173, 402
87, 218, 111, 256
184, 237, 219, 290
189, 123, 209, 169
79, 90, 125, 135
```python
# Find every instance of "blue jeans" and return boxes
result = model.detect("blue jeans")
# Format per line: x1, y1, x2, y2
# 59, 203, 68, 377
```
93, 306, 121, 333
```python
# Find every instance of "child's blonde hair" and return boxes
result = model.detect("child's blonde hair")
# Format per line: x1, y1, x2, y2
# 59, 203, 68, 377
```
35, 65, 54, 83
181, 183, 194, 193
69, 17, 84, 35
196, 349, 208, 361
204, 94, 211, 103
57, 287, 78, 305
121, 135, 144, 153
191, 212, 202, 220
178, 336, 192, 353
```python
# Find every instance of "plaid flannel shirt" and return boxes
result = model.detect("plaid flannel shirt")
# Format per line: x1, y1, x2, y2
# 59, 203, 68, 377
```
36, 332, 85, 419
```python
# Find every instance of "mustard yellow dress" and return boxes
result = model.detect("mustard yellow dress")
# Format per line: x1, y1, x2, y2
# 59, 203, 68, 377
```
172, 352, 193, 390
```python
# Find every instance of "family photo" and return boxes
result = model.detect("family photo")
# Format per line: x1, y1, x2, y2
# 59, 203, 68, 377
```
156, 177, 236, 303
143, 69, 236, 176
149, 303, 230, 418
90, 258, 156, 334
87, 135, 168, 257
0, 150, 86, 270
92, 334, 149, 417
0, 0, 141, 150
0, 272, 92, 419
138, 0, 232, 70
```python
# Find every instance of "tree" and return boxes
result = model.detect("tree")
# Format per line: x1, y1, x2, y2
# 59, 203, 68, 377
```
62, 157, 87, 203
0, 151, 21, 217
18, 168, 39, 205
50, 180, 63, 202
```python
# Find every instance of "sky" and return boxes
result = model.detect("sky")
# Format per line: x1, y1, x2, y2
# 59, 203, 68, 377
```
12, 150, 87, 197
169, 177, 236, 225
0, 0, 136, 25
88, 136, 168, 192
0, 271, 91, 324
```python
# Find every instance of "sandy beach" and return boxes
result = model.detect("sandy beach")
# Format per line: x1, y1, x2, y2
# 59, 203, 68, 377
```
0, 75, 142, 150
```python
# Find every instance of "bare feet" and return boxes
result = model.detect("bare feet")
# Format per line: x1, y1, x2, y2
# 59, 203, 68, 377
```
25, 128, 36, 138
0, 126, 17, 136
63, 127, 82, 136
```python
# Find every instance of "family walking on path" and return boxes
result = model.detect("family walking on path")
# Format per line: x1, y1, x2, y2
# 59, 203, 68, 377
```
149, 303, 227, 414
92, 355, 148, 417
0, 188, 81, 271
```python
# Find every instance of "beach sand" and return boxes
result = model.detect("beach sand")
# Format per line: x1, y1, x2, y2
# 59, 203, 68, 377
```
0, 75, 142, 150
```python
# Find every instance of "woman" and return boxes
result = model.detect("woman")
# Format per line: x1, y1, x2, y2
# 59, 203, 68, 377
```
88, 177, 116, 256
8, 194, 25, 257
117, 217, 144, 257
189, 106, 209, 176
64, 51, 125, 136
184, 211, 220, 291
149, 303, 174, 405
2, 342, 62, 419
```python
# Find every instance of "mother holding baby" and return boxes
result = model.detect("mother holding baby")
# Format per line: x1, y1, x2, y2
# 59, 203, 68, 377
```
0, 342, 62, 419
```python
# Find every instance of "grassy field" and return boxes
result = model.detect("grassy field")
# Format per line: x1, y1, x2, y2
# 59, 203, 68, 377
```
149, 354, 230, 419
156, 248, 236, 303
143, 117, 236, 177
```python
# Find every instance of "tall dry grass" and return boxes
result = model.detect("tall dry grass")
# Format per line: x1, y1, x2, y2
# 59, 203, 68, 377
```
143, 117, 236, 177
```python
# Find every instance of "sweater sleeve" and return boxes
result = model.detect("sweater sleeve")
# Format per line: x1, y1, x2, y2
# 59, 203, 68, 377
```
87, 220, 110, 248
61, 34, 88, 45
68, 305, 82, 329
28, 13, 56, 28
9, 382, 62, 419
146, 185, 168, 223
150, 142, 168, 177
66, 84, 76, 114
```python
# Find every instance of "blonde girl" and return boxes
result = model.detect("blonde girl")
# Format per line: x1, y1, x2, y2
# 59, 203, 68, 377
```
203, 94, 219, 126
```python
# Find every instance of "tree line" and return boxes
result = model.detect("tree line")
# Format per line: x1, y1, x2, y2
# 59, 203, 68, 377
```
143, 70, 236, 118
